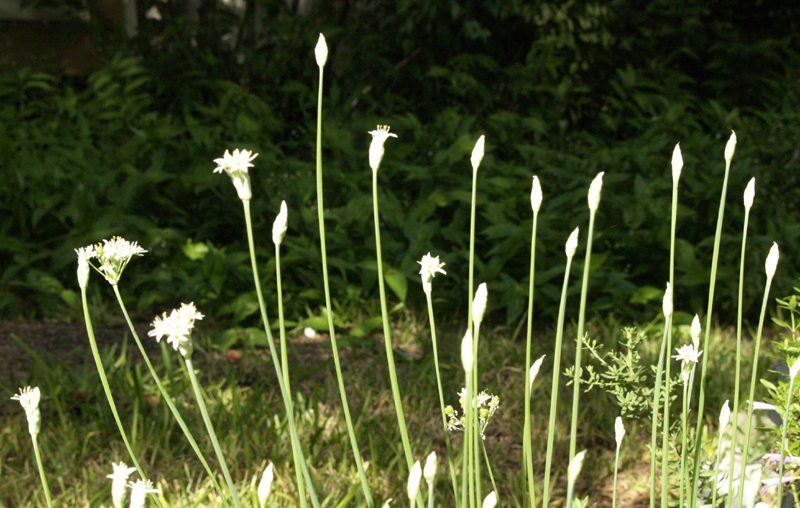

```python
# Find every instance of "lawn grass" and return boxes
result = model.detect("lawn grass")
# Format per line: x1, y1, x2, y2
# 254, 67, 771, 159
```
0, 312, 773, 508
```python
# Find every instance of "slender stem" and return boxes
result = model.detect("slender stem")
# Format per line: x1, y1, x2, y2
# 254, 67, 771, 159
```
468, 168, 478, 338
736, 272, 775, 508
678, 378, 689, 508
184, 357, 242, 508
524, 210, 539, 508
660, 323, 672, 508
111, 286, 227, 504
243, 200, 321, 508
372, 170, 416, 467
691, 158, 732, 506
425, 292, 460, 507
727, 205, 751, 507
612, 444, 620, 508
542, 252, 575, 508
80, 288, 163, 508
710, 419, 726, 508
569, 210, 596, 462
276, 242, 308, 508
778, 376, 796, 508
649, 320, 670, 508
31, 434, 53, 508
463, 371, 473, 508
472, 322, 482, 506
315, 65, 373, 508
480, 438, 498, 503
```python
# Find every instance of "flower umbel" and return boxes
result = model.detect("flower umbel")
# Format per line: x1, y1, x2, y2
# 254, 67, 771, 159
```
127, 479, 159, 508
445, 388, 499, 439
108, 462, 137, 508
79, 237, 147, 285
11, 386, 41, 436
673, 343, 703, 370
418, 252, 446, 293
368, 125, 397, 172
148, 303, 204, 358
214, 149, 257, 200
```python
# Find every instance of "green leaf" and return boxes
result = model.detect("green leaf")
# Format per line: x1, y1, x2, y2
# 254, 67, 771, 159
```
383, 265, 408, 303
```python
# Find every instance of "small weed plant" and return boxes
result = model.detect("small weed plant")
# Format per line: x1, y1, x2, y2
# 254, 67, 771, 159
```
7, 33, 793, 508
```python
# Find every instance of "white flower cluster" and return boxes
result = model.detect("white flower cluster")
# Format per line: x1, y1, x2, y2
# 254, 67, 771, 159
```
107, 462, 137, 508
445, 388, 500, 439
673, 343, 703, 383
214, 149, 258, 200
76, 237, 147, 286
417, 252, 446, 293
148, 303, 204, 358
11, 386, 41, 436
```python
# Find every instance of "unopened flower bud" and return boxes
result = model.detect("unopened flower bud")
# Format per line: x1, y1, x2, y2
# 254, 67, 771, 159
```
719, 400, 731, 429
587, 172, 604, 212
407, 461, 422, 500
77, 253, 90, 289
482, 491, 497, 508
472, 283, 488, 326
566, 227, 579, 258
471, 135, 485, 173
272, 201, 288, 245
568, 450, 586, 486
663, 282, 673, 318
615, 417, 625, 447
671, 143, 683, 183
791, 358, 800, 381
423, 452, 437, 486
691, 314, 701, 350
530, 355, 546, 391
258, 463, 274, 508
725, 131, 737, 163
531, 176, 542, 213
461, 330, 474, 373
315, 33, 328, 67
368, 125, 397, 172
744, 177, 755, 210
766, 242, 779, 279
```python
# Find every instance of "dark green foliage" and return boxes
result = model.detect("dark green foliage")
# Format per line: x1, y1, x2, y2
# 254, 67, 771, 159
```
2, 0, 799, 328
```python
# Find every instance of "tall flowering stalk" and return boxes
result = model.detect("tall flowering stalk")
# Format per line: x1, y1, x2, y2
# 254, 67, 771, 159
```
467, 135, 485, 340
461, 331, 475, 508
216, 148, 320, 508
673, 342, 702, 506
542, 227, 579, 508
471, 282, 488, 505
523, 176, 542, 508
612, 417, 625, 508
736, 242, 780, 508
75, 244, 164, 508
312, 34, 373, 507
690, 132, 737, 503
566, 450, 586, 508
711, 401, 731, 508
777, 358, 800, 506
11, 386, 52, 508
726, 176, 756, 506
423, 452, 438, 508
419, 253, 459, 505
649, 283, 672, 508
569, 172, 604, 463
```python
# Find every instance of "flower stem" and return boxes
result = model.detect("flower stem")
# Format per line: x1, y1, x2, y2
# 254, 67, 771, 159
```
31, 434, 53, 508
612, 443, 621, 508
678, 378, 690, 508
184, 357, 242, 508
649, 320, 669, 508
111, 285, 227, 505
778, 375, 797, 508
472, 321, 482, 506
80, 288, 163, 508
315, 63, 373, 508
523, 208, 539, 508
425, 291, 460, 507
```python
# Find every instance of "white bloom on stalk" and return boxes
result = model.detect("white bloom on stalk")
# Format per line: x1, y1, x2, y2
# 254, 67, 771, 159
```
272, 201, 288, 246
461, 330, 474, 373
418, 252, 446, 293
108, 462, 137, 508
368, 125, 397, 172
615, 416, 625, 447
790, 357, 800, 381
423, 452, 438, 486
587, 172, 604, 212
75, 245, 94, 289
719, 400, 731, 430
725, 131, 737, 163
214, 148, 257, 200
148, 303, 204, 358
531, 176, 542, 213
471, 135, 485, 173
766, 242, 779, 279
744, 177, 756, 210
472, 283, 488, 326
127, 479, 159, 508
314, 33, 328, 67
11, 386, 41, 436
257, 462, 274, 508
691, 314, 702, 350
673, 343, 703, 369
407, 460, 422, 500
482, 491, 497, 508
662, 282, 673, 319
565, 227, 580, 258
381, 499, 393, 508
567, 450, 586, 486
81, 237, 147, 286
671, 143, 683, 183
529, 354, 546, 391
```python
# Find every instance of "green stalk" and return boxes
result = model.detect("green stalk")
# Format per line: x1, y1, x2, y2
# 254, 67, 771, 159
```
80, 288, 163, 508
463, 369, 473, 508
649, 318, 670, 508
111, 286, 227, 504
31, 434, 53, 508
480, 438, 498, 502
737, 262, 777, 508
523, 202, 540, 508
472, 319, 482, 506
425, 292, 460, 506
542, 231, 578, 508
315, 60, 373, 508
467, 163, 478, 339
276, 241, 308, 508
612, 441, 621, 508
678, 375, 690, 508
184, 357, 242, 508
710, 404, 729, 508
726, 184, 753, 507
690, 142, 735, 506
243, 200, 321, 508
569, 205, 597, 462
778, 375, 796, 508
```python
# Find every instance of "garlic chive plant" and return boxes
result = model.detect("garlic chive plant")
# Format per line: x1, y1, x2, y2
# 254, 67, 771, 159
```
673, 340, 702, 507
566, 450, 586, 508
612, 417, 625, 508
542, 227, 579, 508
711, 401, 731, 508
11, 386, 52, 508
108, 462, 137, 508
314, 33, 373, 508
649, 282, 672, 508
777, 358, 800, 506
